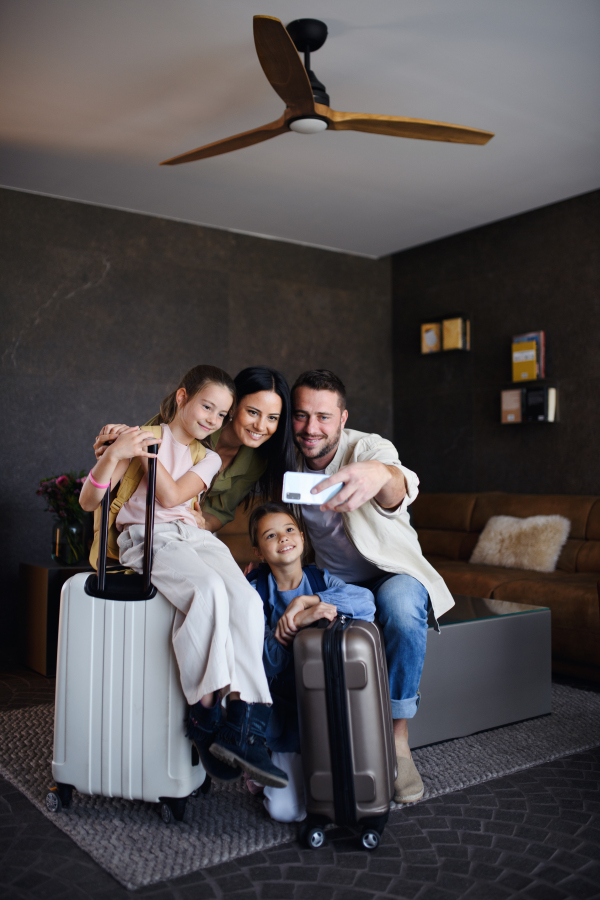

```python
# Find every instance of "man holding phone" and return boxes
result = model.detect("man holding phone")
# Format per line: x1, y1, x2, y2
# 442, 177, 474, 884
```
290, 370, 454, 803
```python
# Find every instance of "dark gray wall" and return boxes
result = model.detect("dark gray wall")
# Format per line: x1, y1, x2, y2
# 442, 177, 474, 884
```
0, 188, 391, 650
391, 190, 600, 496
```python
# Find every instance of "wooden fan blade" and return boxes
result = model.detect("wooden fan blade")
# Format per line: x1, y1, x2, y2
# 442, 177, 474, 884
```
253, 15, 315, 114
318, 105, 494, 145
159, 115, 288, 165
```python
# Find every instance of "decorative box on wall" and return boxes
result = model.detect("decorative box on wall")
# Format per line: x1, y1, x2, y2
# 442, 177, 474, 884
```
421, 315, 470, 354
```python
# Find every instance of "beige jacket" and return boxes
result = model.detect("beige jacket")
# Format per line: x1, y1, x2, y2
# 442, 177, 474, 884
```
305, 428, 455, 619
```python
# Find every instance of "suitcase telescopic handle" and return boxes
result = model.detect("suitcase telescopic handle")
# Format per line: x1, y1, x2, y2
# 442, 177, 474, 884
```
96, 444, 158, 594
143, 445, 158, 593
97, 480, 111, 592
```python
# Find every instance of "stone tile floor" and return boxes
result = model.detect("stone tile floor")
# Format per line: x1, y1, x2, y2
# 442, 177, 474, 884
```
1, 665, 599, 900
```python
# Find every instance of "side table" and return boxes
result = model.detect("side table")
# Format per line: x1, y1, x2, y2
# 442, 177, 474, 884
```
20, 561, 92, 677
409, 595, 552, 749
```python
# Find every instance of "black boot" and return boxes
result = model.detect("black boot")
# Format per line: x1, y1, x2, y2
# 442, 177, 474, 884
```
209, 701, 288, 789
186, 700, 241, 783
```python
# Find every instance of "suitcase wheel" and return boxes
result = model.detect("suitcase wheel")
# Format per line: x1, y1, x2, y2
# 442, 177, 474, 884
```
158, 796, 187, 824
360, 829, 380, 851
158, 802, 173, 824
301, 824, 326, 850
46, 784, 73, 813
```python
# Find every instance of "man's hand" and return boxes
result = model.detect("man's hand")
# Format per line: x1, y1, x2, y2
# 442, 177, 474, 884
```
311, 460, 406, 512
94, 424, 133, 459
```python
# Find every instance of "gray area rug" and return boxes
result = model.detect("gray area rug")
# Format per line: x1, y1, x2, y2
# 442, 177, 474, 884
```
1, 683, 599, 890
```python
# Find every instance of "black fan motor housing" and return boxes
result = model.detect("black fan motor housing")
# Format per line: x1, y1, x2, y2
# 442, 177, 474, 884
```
286, 18, 328, 53
286, 19, 330, 105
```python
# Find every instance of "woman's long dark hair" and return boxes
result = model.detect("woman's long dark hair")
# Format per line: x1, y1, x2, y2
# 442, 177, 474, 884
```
234, 367, 296, 504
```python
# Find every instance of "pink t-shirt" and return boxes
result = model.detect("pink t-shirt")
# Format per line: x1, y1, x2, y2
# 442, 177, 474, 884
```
116, 424, 221, 531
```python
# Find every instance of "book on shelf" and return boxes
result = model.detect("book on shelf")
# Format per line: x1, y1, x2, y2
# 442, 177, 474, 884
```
420, 322, 441, 354
442, 316, 470, 351
501, 389, 523, 423
512, 330, 545, 381
501, 385, 557, 424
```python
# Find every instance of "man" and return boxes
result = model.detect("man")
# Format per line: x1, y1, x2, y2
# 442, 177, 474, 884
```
291, 369, 454, 803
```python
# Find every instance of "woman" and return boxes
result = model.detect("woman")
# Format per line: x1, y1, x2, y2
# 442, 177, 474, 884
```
94, 366, 296, 528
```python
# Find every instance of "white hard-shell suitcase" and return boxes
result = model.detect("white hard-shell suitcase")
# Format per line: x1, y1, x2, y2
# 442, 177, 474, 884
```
46, 444, 207, 823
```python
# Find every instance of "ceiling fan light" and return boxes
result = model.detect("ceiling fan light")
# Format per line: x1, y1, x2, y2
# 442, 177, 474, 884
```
288, 118, 328, 134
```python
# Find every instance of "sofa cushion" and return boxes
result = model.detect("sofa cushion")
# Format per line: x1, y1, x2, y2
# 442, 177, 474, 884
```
550, 627, 600, 671
217, 533, 255, 567
471, 493, 596, 540
216, 503, 253, 566
469, 515, 570, 573
556, 539, 584, 574
425, 558, 555, 600
586, 499, 600, 540
416, 529, 478, 561
427, 557, 600, 632
491, 575, 600, 633
575, 541, 600, 574
411, 493, 478, 532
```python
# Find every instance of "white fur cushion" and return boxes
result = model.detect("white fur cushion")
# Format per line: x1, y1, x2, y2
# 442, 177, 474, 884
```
469, 515, 571, 573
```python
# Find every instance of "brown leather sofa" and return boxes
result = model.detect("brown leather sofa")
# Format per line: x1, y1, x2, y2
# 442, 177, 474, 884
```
218, 492, 600, 682
412, 493, 600, 682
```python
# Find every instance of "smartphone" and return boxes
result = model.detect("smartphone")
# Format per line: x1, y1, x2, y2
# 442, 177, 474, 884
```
282, 471, 343, 505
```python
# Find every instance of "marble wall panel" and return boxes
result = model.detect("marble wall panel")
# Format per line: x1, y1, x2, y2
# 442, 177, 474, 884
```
0, 188, 391, 650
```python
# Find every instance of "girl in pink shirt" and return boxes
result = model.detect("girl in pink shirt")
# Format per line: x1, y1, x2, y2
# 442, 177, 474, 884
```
79, 364, 288, 790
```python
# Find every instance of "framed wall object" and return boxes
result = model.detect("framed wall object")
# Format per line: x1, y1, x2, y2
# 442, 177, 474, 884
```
421, 322, 441, 354
501, 386, 557, 424
442, 316, 470, 351
512, 331, 545, 381
420, 315, 471, 354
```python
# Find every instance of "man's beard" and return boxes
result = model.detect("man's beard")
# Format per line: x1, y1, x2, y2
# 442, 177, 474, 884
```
294, 423, 342, 460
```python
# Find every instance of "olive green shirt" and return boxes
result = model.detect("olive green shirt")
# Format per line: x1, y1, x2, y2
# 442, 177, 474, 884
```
202, 429, 267, 527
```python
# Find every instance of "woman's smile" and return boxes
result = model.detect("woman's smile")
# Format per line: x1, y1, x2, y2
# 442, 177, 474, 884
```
245, 428, 266, 441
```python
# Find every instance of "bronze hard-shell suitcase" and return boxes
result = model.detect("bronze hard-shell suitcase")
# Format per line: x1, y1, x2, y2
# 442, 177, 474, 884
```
294, 616, 396, 850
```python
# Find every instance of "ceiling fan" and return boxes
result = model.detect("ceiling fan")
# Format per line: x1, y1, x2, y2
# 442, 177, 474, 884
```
160, 15, 493, 166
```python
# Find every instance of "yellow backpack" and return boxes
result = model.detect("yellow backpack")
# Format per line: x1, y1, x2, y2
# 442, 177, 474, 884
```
89, 424, 207, 569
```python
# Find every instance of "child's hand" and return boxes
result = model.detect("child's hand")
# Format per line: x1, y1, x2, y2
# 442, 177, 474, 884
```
274, 597, 306, 646
295, 602, 337, 629
94, 424, 133, 459
106, 428, 160, 462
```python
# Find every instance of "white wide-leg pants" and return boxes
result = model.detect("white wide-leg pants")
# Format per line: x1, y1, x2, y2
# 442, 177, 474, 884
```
118, 522, 271, 707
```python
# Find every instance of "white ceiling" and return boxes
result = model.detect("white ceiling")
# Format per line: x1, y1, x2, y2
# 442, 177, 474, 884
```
1, 0, 599, 258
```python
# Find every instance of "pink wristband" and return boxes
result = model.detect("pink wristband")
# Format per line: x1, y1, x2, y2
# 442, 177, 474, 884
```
88, 469, 111, 490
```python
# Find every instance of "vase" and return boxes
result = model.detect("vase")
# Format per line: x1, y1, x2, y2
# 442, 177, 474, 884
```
51, 520, 86, 566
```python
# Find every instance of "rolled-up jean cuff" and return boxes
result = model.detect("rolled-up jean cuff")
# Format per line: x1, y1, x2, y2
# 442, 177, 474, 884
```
391, 691, 420, 720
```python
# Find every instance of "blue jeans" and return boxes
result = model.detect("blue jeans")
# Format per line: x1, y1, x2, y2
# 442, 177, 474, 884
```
354, 573, 430, 720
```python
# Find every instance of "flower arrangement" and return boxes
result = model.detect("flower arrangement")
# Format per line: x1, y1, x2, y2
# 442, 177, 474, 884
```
37, 471, 87, 524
